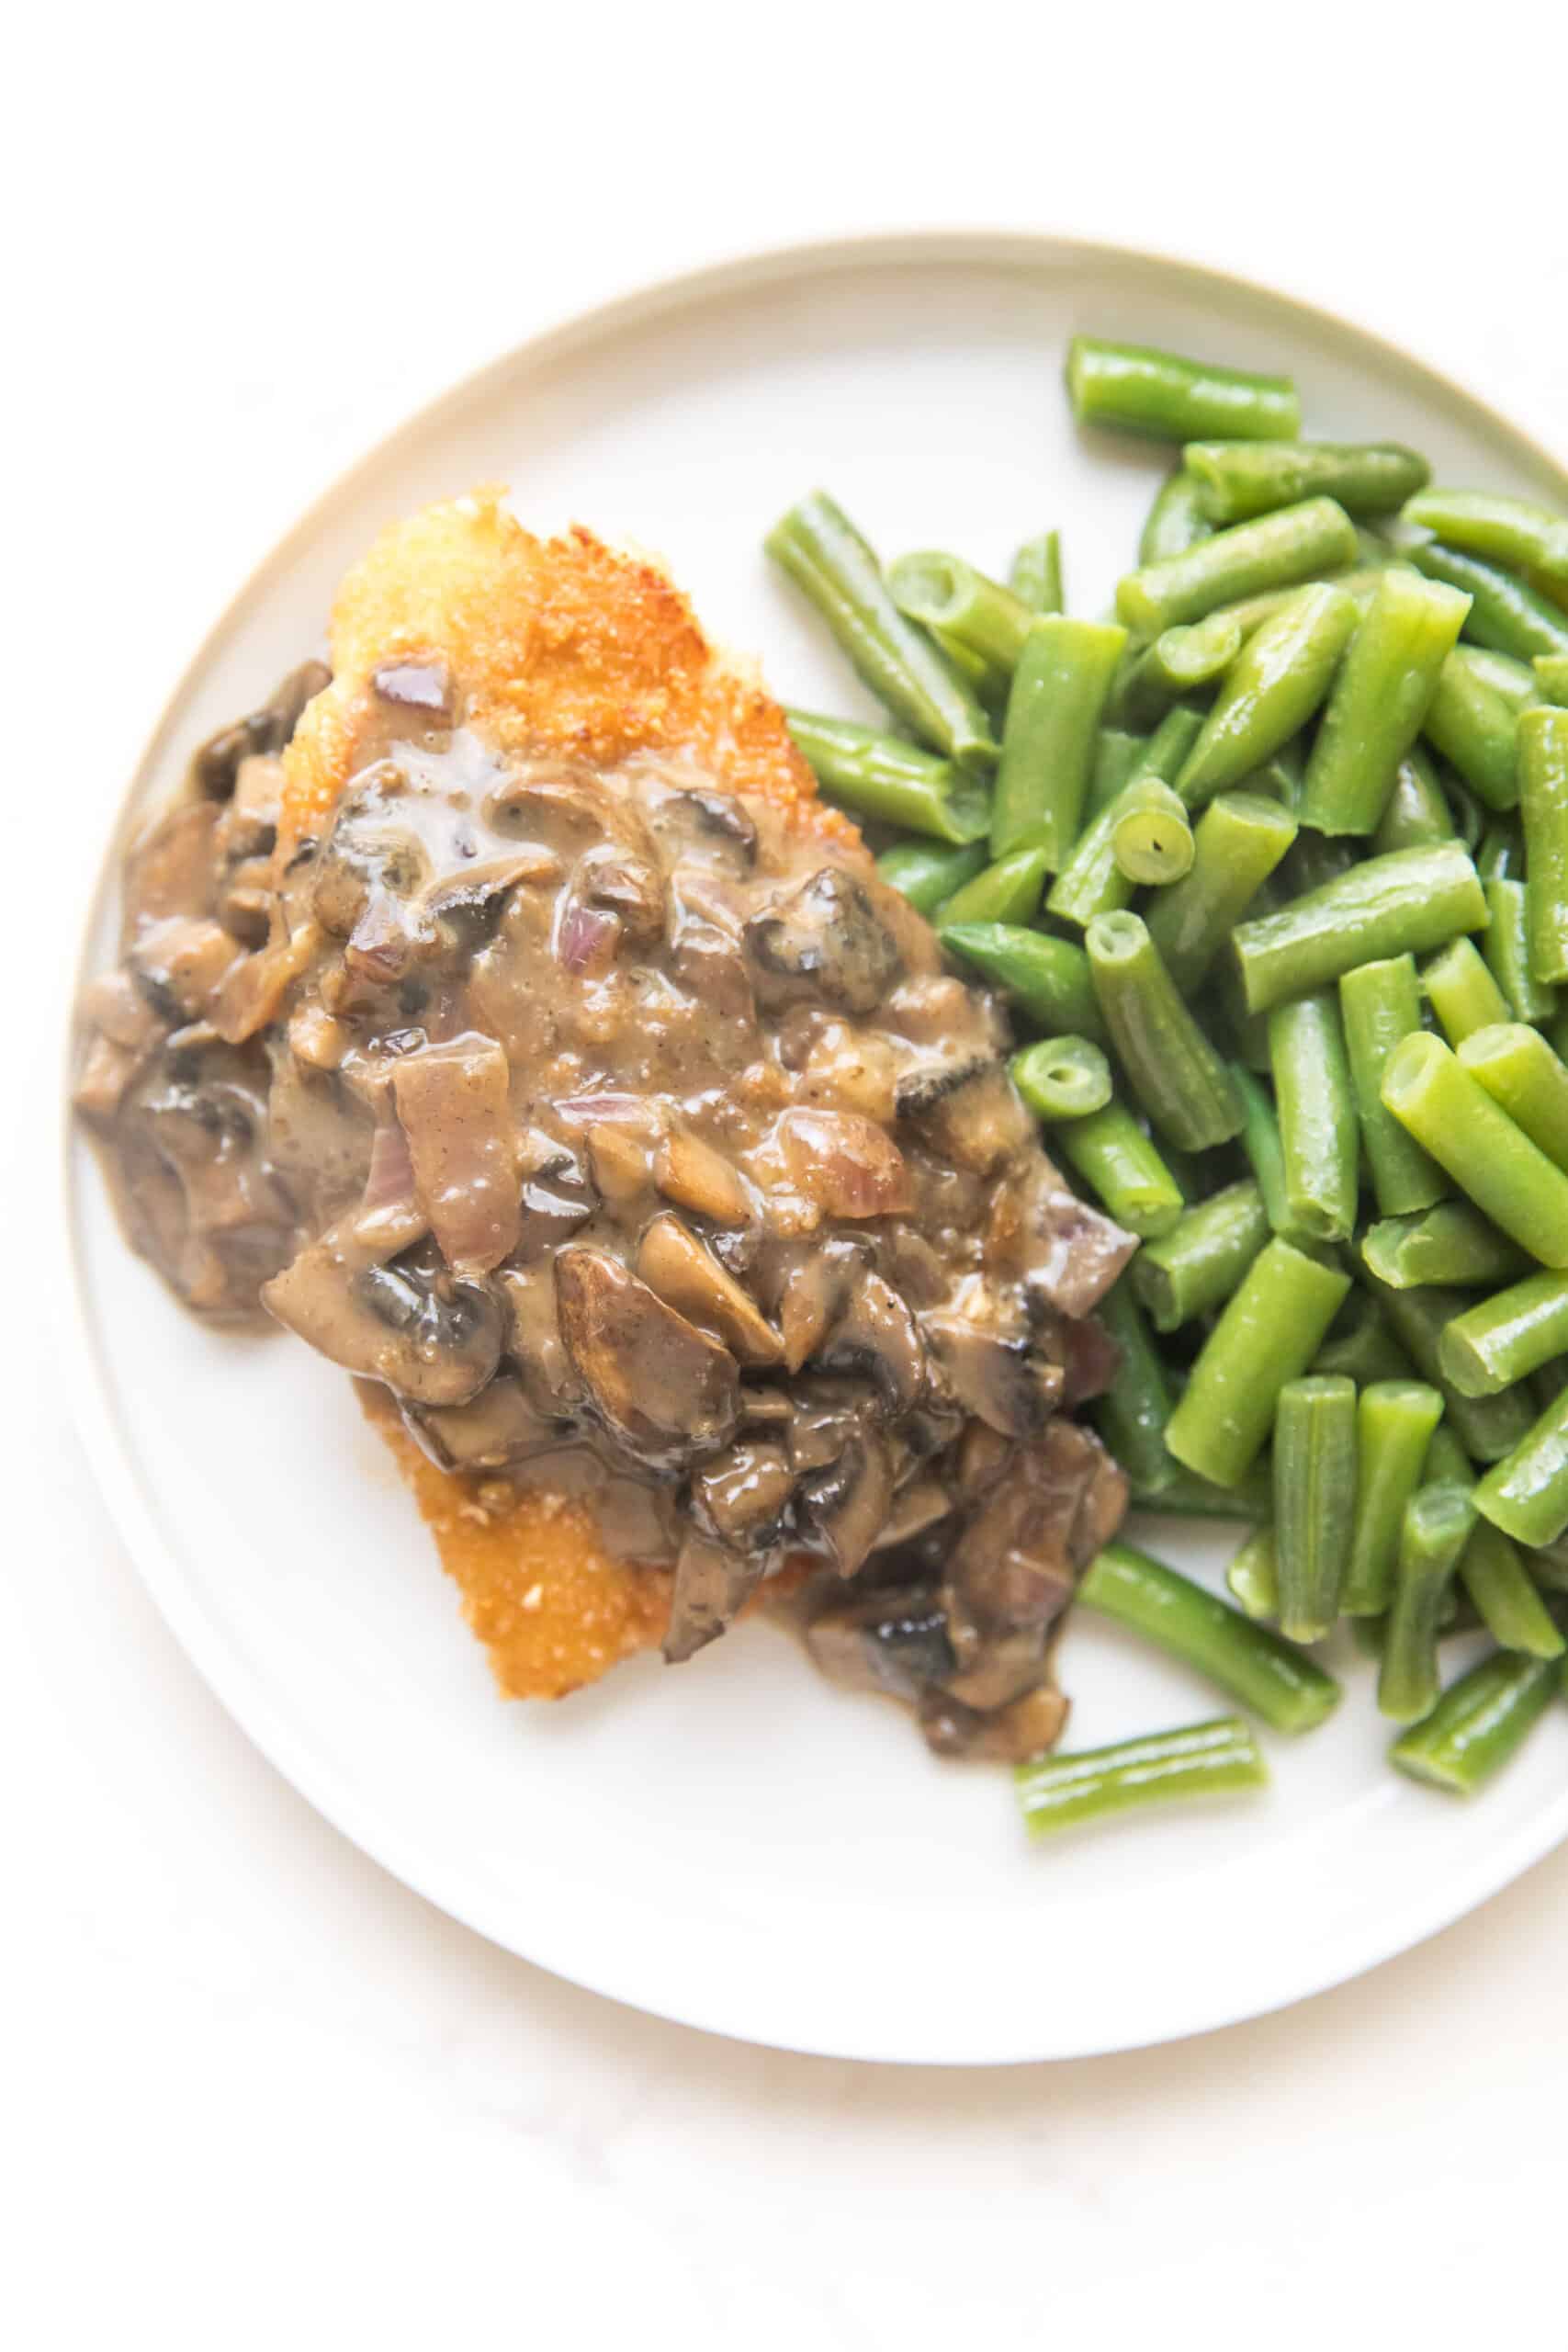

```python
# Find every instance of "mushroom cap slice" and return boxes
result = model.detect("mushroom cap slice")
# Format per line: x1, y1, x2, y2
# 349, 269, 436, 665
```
637, 1213, 784, 1367
554, 1247, 739, 1468
261, 1228, 503, 1406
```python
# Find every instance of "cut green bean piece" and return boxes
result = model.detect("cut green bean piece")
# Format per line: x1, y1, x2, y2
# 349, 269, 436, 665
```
1407, 540, 1568, 664
1299, 571, 1472, 837
1269, 991, 1358, 1244
1379, 1482, 1476, 1722
1176, 582, 1357, 809
1135, 1463, 1273, 1520
1360, 1272, 1538, 1463
1474, 1380, 1568, 1547
1086, 726, 1145, 818
1233, 841, 1488, 1015
1343, 1381, 1445, 1616
1362, 1202, 1528, 1293
1458, 1022, 1568, 1170
1238, 736, 1304, 808
1422, 644, 1538, 811
939, 921, 1104, 1041
1187, 439, 1428, 526
1066, 337, 1300, 445
1536, 654, 1568, 707
1138, 469, 1213, 566
1010, 1036, 1112, 1123
765, 493, 998, 770
1338, 955, 1447, 1217
937, 845, 1049, 927
1167, 1239, 1350, 1488
1133, 1181, 1269, 1331
1080, 1541, 1339, 1733
1477, 823, 1524, 882
1045, 786, 1137, 929
1111, 778, 1193, 883
1273, 1376, 1358, 1641
1441, 1270, 1568, 1399
1010, 529, 1065, 616
1110, 614, 1243, 731
1225, 1525, 1280, 1619
1231, 1063, 1294, 1238
991, 616, 1128, 863
877, 840, 987, 915
1118, 498, 1359, 638
1052, 1101, 1185, 1238
1381, 1030, 1568, 1269
1015, 1714, 1267, 1838
1087, 911, 1242, 1152
1423, 1418, 1563, 1657
1391, 1650, 1558, 1795
1372, 747, 1456, 854
1314, 1293, 1416, 1386
1403, 489, 1568, 584
1519, 708, 1568, 984
1483, 877, 1558, 1024
784, 711, 991, 843
887, 551, 1036, 673
1091, 1280, 1176, 1495
1145, 792, 1297, 995
1421, 936, 1511, 1046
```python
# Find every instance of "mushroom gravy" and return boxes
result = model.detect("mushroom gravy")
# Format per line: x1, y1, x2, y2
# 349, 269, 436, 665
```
77, 639, 1136, 1760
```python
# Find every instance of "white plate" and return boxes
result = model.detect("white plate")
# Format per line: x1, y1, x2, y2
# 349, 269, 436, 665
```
60, 232, 1568, 2064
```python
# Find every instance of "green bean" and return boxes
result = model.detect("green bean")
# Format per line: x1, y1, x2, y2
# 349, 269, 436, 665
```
1132, 1181, 1269, 1332
1421, 937, 1511, 1046
1273, 1375, 1358, 1641
1066, 336, 1299, 444
1010, 1036, 1112, 1123
1371, 747, 1456, 856
1117, 498, 1359, 638
764, 493, 998, 770
1010, 529, 1065, 616
1314, 1293, 1416, 1385
1111, 778, 1194, 883
1015, 1713, 1267, 1838
939, 921, 1105, 1041
1483, 877, 1559, 1024
1343, 1380, 1446, 1615
937, 845, 1050, 926
1175, 583, 1358, 810
877, 840, 987, 915
1091, 1280, 1177, 1494
1086, 726, 1146, 818
1361, 1203, 1529, 1293
1109, 613, 1244, 731
1474, 1379, 1568, 1547
1298, 572, 1472, 837
1441, 1271, 1568, 1399
1391, 1649, 1559, 1794
1044, 786, 1138, 929
1239, 737, 1305, 808
1268, 992, 1359, 1244
990, 616, 1128, 863
1360, 1272, 1538, 1463
1225, 1525, 1280, 1618
1144, 792, 1297, 996
1423, 1419, 1567, 1657
1338, 955, 1447, 1217
1379, 1482, 1476, 1722
1230, 1062, 1294, 1238
1080, 1541, 1340, 1733
1442, 770, 1488, 851
887, 551, 1036, 673
1138, 469, 1213, 565
1232, 841, 1488, 1015
1052, 1101, 1185, 1238
1166, 1238, 1350, 1487
1407, 540, 1568, 665
1087, 911, 1242, 1151
1381, 1030, 1568, 1268
1136, 1464, 1273, 1520
1519, 708, 1568, 984
1536, 653, 1568, 707
1281, 831, 1355, 898
1457, 1022, 1568, 1170
1186, 438, 1428, 526
1422, 644, 1538, 811
784, 711, 991, 844
1403, 489, 1568, 584
1477, 823, 1524, 882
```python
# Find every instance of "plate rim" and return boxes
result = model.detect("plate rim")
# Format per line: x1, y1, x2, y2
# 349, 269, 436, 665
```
53, 226, 1568, 2066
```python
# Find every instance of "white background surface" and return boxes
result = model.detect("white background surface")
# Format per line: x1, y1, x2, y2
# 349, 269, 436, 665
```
9, 6, 1568, 2344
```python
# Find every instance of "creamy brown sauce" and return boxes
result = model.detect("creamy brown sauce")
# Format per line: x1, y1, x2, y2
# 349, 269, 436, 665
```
77, 656, 1135, 1758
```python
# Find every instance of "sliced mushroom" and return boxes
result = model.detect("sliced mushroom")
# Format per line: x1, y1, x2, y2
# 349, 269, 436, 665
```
985, 1153, 1138, 1321
662, 1532, 767, 1665
407, 1375, 560, 1472
263, 1231, 503, 1405
120, 805, 221, 946
919, 1679, 1068, 1762
871, 1476, 953, 1550
555, 1248, 739, 1468
921, 1310, 1062, 1439
939, 1612, 1052, 1713
897, 1058, 1032, 1176
513, 1132, 596, 1260
689, 1439, 794, 1550
389, 1034, 520, 1273
211, 920, 321, 1046
497, 1262, 582, 1414
649, 784, 758, 866
744, 867, 902, 1015
578, 843, 665, 943
654, 1130, 752, 1226
806, 1582, 955, 1701
795, 1427, 896, 1575
637, 1214, 784, 1367
816, 1272, 925, 1416
776, 1108, 911, 1219
192, 660, 330, 798
773, 1236, 867, 1372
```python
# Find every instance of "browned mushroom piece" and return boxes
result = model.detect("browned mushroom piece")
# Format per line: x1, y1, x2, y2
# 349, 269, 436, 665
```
637, 1214, 784, 1366
663, 1532, 768, 1665
795, 1426, 897, 1576
191, 660, 331, 800
497, 1262, 582, 1414
513, 1132, 596, 1260
554, 1248, 740, 1468
897, 1058, 1033, 1176
690, 1439, 795, 1551
773, 1236, 868, 1372
985, 1152, 1138, 1321
776, 1108, 912, 1220
806, 1581, 956, 1701
647, 782, 759, 867
816, 1271, 925, 1416
406, 1375, 562, 1473
918, 1679, 1069, 1763
921, 1308, 1063, 1439
389, 1035, 521, 1274
654, 1129, 753, 1226
871, 1476, 953, 1551
121, 802, 223, 943
744, 867, 903, 1014
263, 1232, 503, 1406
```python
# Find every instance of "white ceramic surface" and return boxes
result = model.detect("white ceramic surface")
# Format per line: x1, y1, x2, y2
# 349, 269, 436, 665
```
60, 232, 1568, 2064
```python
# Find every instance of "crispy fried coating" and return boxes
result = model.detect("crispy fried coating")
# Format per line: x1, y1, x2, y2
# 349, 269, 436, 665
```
304, 493, 850, 1701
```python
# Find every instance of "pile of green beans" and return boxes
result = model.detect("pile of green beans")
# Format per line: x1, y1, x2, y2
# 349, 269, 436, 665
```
766, 333, 1568, 1844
